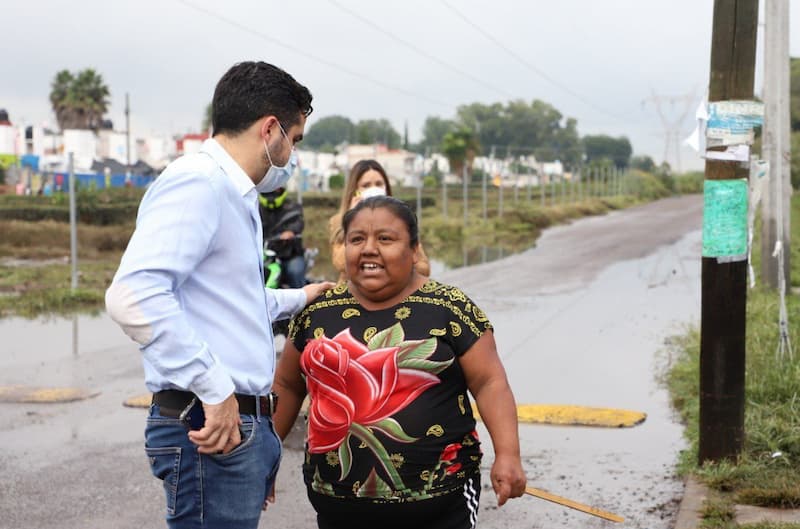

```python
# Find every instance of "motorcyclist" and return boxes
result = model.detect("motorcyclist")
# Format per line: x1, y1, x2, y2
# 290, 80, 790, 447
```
258, 187, 306, 288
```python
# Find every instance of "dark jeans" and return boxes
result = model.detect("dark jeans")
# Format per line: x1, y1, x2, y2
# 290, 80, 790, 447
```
145, 404, 282, 529
283, 254, 307, 288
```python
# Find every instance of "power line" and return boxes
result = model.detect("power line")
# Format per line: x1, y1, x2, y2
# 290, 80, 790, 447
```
439, 0, 634, 124
175, 0, 450, 109
327, 0, 516, 100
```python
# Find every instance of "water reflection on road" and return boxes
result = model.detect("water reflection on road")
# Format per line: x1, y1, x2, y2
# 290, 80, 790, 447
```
430, 245, 516, 276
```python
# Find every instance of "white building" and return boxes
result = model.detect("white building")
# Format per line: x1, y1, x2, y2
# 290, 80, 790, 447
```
138, 135, 173, 170
0, 124, 16, 157
344, 144, 417, 187
62, 129, 98, 172
97, 129, 138, 166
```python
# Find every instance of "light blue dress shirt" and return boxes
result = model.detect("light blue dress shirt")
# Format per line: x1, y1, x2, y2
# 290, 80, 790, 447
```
105, 138, 306, 404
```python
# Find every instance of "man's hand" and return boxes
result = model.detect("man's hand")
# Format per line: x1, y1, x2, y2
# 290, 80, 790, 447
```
302, 281, 335, 304
262, 482, 276, 511
187, 393, 242, 454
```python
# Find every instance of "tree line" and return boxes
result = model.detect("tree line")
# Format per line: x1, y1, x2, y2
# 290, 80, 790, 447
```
302, 99, 638, 173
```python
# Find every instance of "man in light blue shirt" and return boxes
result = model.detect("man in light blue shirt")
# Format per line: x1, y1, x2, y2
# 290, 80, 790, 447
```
105, 61, 333, 529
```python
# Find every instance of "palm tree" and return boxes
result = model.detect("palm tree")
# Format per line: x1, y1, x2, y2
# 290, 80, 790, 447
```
49, 69, 110, 130
441, 126, 480, 179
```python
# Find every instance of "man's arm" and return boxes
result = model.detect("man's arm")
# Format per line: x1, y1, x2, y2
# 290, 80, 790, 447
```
105, 167, 235, 404
267, 282, 336, 321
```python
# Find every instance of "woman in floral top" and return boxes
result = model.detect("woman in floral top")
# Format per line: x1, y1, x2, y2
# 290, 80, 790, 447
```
272, 196, 526, 529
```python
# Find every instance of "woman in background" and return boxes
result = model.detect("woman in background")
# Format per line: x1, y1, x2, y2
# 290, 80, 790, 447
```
328, 159, 429, 282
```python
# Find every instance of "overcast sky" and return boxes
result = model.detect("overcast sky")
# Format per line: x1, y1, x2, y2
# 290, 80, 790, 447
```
5, 0, 800, 171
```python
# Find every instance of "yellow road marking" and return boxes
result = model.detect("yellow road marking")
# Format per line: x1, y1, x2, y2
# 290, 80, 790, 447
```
122, 395, 644, 429
0, 385, 99, 403
123, 394, 152, 408
473, 404, 646, 428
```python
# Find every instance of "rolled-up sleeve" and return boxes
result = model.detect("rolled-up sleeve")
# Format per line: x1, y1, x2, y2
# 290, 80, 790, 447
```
105, 170, 235, 404
266, 287, 307, 322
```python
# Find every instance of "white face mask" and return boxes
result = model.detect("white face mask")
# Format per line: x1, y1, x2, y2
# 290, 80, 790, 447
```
359, 186, 387, 200
257, 123, 296, 193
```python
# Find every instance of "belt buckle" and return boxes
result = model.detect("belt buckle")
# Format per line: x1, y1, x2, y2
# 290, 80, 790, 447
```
268, 392, 278, 416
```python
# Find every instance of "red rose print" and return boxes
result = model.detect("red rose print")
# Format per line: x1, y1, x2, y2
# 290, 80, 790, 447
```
440, 443, 462, 462
301, 329, 441, 453
445, 462, 462, 475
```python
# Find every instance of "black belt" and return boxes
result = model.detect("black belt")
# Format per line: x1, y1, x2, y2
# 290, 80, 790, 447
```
152, 389, 277, 418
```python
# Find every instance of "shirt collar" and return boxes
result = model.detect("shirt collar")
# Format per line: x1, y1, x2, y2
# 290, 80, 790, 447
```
201, 138, 258, 198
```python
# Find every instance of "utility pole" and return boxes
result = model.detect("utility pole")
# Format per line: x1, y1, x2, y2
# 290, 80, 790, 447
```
699, 0, 758, 464
499, 146, 509, 217
761, 0, 791, 289
442, 165, 448, 218
125, 92, 131, 182
485, 145, 495, 221
462, 163, 469, 227
68, 152, 78, 291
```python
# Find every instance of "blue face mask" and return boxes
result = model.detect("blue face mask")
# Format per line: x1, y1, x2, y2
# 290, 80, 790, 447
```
257, 123, 296, 193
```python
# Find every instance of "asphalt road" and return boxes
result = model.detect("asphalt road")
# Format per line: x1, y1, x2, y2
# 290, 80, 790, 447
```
0, 194, 703, 529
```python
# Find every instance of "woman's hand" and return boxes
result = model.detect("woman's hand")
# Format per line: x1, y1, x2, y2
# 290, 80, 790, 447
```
348, 193, 361, 210
490, 453, 527, 506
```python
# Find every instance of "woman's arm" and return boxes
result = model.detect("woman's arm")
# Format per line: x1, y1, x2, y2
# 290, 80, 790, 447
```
459, 331, 527, 506
271, 340, 307, 441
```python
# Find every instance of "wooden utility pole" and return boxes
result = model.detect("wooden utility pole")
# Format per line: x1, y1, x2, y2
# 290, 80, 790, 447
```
699, 0, 758, 464
761, 0, 791, 289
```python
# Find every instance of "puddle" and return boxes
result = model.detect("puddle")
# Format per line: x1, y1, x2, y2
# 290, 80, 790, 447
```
0, 313, 131, 388
430, 245, 519, 276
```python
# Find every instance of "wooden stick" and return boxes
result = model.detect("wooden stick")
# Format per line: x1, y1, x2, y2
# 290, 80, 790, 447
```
525, 486, 624, 523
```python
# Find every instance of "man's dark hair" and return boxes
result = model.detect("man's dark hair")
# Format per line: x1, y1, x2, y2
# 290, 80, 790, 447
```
343, 196, 419, 248
211, 61, 313, 137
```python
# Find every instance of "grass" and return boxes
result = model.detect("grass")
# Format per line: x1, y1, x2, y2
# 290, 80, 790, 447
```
0, 171, 673, 319
0, 260, 115, 318
665, 193, 800, 527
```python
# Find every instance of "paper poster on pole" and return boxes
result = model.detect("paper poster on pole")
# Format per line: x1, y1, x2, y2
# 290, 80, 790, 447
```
702, 179, 748, 261
706, 100, 764, 147
705, 144, 750, 162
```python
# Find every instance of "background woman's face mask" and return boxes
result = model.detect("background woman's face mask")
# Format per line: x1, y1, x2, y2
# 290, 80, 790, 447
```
258, 123, 296, 193
359, 186, 387, 200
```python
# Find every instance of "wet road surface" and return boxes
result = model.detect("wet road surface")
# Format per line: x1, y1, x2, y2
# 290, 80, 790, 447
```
0, 194, 703, 528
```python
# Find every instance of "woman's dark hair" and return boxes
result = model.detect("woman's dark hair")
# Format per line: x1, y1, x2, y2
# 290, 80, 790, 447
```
339, 159, 393, 213
342, 196, 419, 248
212, 61, 313, 136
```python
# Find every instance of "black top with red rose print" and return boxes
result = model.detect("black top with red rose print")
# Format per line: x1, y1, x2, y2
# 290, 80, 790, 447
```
288, 279, 492, 503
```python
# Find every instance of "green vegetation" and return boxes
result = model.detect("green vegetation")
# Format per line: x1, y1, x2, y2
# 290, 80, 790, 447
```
665, 194, 800, 528
0, 170, 679, 319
